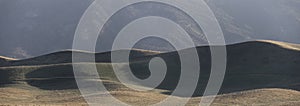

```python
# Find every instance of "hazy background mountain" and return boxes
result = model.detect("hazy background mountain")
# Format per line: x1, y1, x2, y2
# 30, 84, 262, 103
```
208, 0, 300, 43
0, 0, 299, 58
0, 0, 93, 58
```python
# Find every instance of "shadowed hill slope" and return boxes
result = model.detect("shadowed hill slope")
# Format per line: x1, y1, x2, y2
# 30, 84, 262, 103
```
0, 56, 16, 61
0, 56, 16, 67
0, 49, 160, 67
127, 40, 300, 96
0, 40, 299, 96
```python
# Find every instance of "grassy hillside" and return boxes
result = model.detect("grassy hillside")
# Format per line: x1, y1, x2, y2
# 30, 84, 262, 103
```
126, 40, 300, 96
0, 40, 299, 105
0, 56, 16, 67
0, 56, 16, 61
0, 49, 160, 67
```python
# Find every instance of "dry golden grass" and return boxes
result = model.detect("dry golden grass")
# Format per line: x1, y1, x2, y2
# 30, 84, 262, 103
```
259, 40, 300, 51
1, 83, 300, 106
204, 88, 300, 106
0, 56, 17, 61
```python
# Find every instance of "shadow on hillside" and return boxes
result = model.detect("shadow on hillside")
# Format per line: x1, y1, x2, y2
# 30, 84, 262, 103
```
22, 58, 300, 97
25, 65, 78, 90
2, 41, 298, 97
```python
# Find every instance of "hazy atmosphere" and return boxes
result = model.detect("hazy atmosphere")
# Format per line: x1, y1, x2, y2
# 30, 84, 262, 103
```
1, 0, 300, 58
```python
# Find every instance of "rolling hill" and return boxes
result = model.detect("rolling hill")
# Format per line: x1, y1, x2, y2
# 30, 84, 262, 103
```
0, 40, 299, 105
0, 56, 16, 67
0, 49, 160, 67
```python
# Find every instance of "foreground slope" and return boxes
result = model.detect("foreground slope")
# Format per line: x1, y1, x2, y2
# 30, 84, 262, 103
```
1, 83, 300, 105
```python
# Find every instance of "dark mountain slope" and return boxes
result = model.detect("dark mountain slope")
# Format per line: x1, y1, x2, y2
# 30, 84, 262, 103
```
0, 40, 299, 97
0, 49, 160, 67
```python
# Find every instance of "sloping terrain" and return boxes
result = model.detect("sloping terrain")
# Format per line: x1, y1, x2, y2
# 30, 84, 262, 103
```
0, 49, 160, 67
0, 56, 16, 67
1, 83, 300, 105
0, 40, 299, 105
0, 56, 16, 61
130, 40, 300, 96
